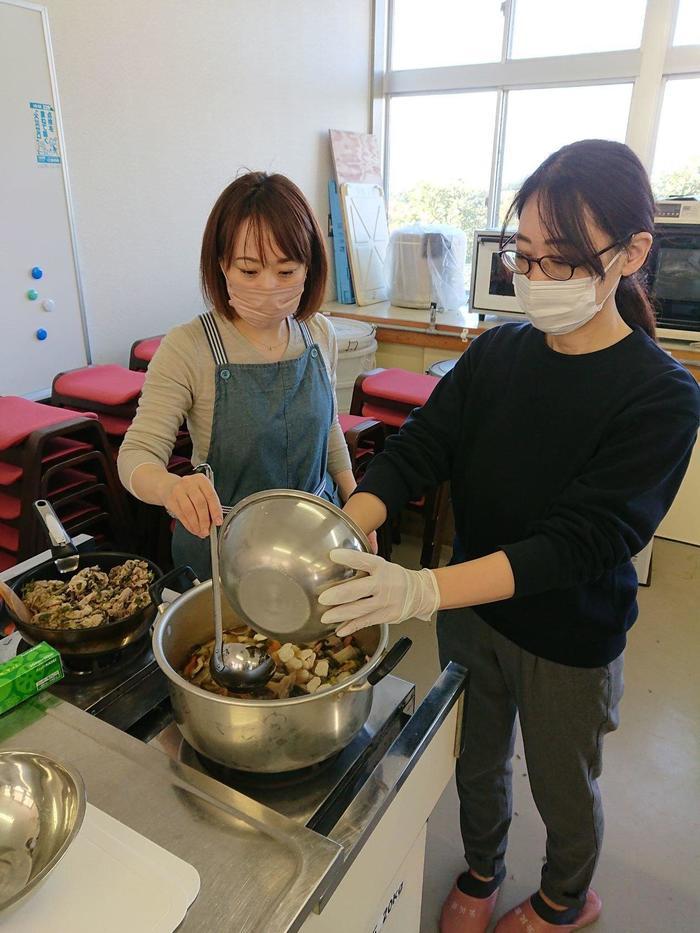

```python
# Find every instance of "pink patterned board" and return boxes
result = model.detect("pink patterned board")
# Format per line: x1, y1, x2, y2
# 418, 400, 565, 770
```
329, 130, 383, 186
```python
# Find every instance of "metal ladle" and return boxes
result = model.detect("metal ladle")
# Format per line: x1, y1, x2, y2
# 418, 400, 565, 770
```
196, 464, 275, 691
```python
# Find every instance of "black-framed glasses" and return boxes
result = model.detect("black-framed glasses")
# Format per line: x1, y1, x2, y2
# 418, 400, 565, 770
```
498, 237, 623, 281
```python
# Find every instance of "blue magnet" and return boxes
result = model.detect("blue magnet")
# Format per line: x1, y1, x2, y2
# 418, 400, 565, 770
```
31, 267, 43, 280
27, 289, 39, 301
36, 328, 48, 341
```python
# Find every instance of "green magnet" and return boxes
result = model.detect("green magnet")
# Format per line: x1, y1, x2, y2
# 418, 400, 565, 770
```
27, 289, 39, 301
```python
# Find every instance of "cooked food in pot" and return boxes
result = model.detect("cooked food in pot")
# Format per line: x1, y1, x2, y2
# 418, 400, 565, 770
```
21, 560, 153, 630
181, 626, 368, 699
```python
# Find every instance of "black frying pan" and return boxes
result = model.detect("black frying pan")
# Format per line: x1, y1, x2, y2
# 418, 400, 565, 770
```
7, 551, 163, 657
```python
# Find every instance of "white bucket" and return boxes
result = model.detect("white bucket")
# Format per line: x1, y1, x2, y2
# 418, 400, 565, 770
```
329, 317, 377, 413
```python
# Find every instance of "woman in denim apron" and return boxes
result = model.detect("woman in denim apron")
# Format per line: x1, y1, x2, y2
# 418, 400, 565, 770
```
118, 172, 357, 580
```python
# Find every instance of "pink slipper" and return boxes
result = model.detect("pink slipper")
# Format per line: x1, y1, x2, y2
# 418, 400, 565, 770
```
440, 882, 501, 933
494, 889, 602, 932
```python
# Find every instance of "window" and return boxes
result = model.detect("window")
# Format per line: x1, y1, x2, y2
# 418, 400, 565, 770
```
380, 0, 700, 303
499, 84, 633, 220
511, 0, 646, 59
390, 0, 504, 71
652, 78, 700, 198
387, 93, 498, 263
674, 0, 700, 46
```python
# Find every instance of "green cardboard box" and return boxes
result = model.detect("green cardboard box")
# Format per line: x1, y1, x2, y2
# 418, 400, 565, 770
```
0, 642, 63, 715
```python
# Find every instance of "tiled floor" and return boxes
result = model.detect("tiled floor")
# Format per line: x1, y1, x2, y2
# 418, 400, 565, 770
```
386, 537, 700, 933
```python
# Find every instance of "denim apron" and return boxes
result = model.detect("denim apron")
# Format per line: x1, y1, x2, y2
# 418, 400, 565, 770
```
172, 312, 339, 579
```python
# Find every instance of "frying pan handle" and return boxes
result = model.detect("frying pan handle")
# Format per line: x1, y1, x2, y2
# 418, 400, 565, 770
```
34, 499, 78, 559
366, 636, 412, 686
149, 565, 200, 610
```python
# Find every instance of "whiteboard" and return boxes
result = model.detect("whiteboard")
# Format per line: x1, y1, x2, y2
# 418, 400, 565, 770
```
0, 0, 90, 399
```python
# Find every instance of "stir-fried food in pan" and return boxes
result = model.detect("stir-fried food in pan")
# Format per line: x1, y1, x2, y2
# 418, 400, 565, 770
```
21, 560, 153, 630
182, 626, 368, 699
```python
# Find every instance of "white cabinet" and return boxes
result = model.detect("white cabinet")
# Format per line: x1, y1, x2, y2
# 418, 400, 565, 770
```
302, 702, 460, 932
657, 431, 700, 546
368, 824, 427, 933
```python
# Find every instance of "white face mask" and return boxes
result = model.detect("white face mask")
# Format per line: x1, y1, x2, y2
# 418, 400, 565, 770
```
513, 251, 623, 335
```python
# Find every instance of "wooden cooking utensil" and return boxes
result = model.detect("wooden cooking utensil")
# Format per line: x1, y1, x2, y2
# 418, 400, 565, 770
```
0, 580, 33, 625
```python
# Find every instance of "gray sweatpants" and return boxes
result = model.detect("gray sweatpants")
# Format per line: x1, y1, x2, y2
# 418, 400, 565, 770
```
437, 607, 624, 910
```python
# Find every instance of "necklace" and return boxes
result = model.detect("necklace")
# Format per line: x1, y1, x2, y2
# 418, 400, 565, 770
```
233, 319, 288, 352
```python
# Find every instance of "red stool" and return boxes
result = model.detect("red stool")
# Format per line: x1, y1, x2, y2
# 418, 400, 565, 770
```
350, 368, 439, 423
338, 414, 385, 479
0, 399, 133, 563
52, 364, 145, 417
129, 335, 164, 372
349, 369, 449, 569
52, 364, 149, 463
0, 396, 97, 452
338, 413, 391, 558
53, 364, 191, 463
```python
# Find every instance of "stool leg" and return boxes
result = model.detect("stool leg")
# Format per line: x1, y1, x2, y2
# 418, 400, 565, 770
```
377, 519, 393, 562
420, 482, 451, 569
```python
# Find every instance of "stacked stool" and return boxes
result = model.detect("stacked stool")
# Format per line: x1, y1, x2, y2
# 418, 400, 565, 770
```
51, 364, 193, 569
0, 396, 133, 568
51, 363, 192, 468
52, 364, 146, 455
129, 335, 164, 372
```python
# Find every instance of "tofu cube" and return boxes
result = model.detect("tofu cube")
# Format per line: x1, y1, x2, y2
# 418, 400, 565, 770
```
277, 643, 296, 663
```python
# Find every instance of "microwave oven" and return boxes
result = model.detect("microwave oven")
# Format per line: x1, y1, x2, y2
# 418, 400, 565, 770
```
647, 222, 700, 342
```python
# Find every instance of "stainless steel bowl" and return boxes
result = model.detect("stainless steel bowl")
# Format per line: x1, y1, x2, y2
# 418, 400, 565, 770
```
0, 751, 86, 913
218, 489, 371, 645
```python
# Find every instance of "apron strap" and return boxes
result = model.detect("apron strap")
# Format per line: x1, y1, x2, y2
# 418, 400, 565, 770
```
299, 319, 314, 349
199, 312, 229, 365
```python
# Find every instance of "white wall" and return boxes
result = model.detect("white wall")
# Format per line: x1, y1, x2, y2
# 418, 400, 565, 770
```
41, 0, 372, 364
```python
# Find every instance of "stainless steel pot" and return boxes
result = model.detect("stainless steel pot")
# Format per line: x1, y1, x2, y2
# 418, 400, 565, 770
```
151, 580, 411, 773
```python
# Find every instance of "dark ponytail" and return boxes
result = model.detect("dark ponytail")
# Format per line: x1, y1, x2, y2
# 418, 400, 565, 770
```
502, 139, 657, 339
616, 273, 656, 338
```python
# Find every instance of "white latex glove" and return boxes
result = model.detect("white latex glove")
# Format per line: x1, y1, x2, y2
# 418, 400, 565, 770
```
318, 549, 441, 637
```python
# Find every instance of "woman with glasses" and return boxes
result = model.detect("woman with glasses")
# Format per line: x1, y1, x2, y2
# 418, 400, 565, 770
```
319, 140, 700, 932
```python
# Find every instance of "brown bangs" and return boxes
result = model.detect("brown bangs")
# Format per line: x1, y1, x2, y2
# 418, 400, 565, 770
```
201, 171, 328, 322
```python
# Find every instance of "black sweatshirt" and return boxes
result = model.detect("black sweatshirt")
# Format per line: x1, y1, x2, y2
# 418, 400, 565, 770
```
357, 324, 700, 667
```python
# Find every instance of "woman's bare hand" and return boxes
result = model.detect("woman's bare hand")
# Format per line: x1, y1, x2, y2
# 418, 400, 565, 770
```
162, 473, 223, 538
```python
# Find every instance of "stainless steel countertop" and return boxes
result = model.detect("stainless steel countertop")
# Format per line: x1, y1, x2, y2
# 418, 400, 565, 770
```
0, 694, 342, 933
0, 664, 466, 931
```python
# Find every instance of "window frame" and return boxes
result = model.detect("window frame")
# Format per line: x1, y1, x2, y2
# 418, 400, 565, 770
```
373, 0, 700, 227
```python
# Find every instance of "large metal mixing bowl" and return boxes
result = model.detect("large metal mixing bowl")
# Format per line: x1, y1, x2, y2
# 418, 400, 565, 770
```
218, 489, 371, 645
0, 751, 86, 913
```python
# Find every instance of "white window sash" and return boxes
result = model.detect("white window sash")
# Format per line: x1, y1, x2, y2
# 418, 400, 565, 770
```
374, 0, 700, 203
